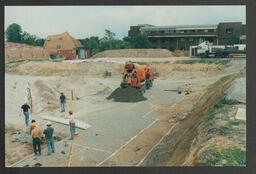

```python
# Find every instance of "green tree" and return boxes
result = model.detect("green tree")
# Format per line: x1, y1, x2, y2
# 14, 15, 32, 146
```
228, 29, 240, 45
103, 29, 116, 40
5, 23, 23, 43
21, 32, 44, 46
80, 36, 100, 55
132, 34, 152, 48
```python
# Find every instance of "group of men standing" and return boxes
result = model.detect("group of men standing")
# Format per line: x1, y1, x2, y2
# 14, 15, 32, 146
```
19, 92, 76, 156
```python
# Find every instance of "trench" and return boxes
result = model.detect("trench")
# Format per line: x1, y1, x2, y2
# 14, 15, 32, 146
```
141, 73, 239, 166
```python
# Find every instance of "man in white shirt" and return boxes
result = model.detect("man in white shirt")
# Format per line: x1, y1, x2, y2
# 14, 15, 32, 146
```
69, 110, 76, 140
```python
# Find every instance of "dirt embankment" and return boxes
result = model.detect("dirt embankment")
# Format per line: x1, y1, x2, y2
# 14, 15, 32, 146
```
5, 60, 223, 80
141, 73, 239, 166
93, 49, 175, 58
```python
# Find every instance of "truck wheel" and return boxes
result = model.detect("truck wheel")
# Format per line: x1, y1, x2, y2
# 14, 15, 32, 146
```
150, 80, 153, 87
145, 80, 151, 89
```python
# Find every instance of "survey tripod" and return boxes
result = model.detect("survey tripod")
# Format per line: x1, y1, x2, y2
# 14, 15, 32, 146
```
67, 132, 97, 166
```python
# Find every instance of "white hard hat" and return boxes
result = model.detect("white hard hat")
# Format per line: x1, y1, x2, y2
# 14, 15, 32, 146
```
46, 121, 52, 126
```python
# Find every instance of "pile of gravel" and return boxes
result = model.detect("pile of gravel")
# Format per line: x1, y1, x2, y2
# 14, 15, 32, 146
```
106, 87, 147, 103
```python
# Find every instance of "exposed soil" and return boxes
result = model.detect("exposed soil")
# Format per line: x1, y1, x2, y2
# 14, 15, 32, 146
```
93, 49, 174, 58
5, 128, 46, 166
5, 126, 67, 167
5, 57, 245, 167
106, 87, 147, 102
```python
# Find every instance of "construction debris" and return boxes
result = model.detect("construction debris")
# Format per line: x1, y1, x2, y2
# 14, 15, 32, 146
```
33, 162, 42, 167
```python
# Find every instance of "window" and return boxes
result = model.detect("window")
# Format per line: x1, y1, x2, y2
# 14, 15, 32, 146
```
177, 30, 184, 33
11, 47, 16, 50
204, 29, 208, 33
152, 39, 157, 43
180, 38, 185, 42
23, 47, 29, 50
34, 47, 40, 50
226, 28, 233, 33
208, 29, 214, 32
197, 29, 204, 32
189, 38, 194, 42
159, 30, 164, 34
161, 38, 167, 42
190, 30, 195, 33
184, 30, 188, 33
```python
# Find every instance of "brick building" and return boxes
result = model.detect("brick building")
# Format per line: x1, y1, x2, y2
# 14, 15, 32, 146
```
128, 22, 246, 51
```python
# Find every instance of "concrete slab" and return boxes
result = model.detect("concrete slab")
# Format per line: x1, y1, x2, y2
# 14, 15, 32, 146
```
42, 115, 91, 130
235, 108, 246, 121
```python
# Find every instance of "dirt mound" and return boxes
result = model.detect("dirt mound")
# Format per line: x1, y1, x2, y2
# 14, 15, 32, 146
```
93, 49, 174, 58
172, 50, 190, 57
34, 80, 59, 111
106, 87, 147, 102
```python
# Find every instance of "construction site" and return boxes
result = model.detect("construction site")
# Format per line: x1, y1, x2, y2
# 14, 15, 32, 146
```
4, 47, 246, 167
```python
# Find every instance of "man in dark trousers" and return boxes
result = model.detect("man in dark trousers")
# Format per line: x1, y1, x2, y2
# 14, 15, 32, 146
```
43, 121, 55, 155
19, 102, 30, 126
69, 110, 76, 140
60, 92, 66, 112
30, 123, 42, 156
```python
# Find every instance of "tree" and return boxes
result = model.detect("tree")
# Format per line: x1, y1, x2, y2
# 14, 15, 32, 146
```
21, 32, 45, 46
132, 34, 152, 48
103, 29, 116, 40
228, 29, 240, 45
79, 36, 100, 55
6, 23, 23, 43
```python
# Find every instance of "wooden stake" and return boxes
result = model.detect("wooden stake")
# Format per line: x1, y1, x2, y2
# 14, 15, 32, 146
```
28, 88, 32, 114
71, 90, 74, 101
67, 132, 78, 167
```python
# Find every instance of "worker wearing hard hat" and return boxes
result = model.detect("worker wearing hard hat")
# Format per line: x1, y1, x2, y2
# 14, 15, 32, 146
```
29, 120, 36, 134
43, 121, 55, 155
69, 110, 76, 140
30, 123, 42, 156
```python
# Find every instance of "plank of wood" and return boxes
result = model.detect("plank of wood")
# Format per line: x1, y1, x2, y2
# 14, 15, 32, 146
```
42, 115, 91, 130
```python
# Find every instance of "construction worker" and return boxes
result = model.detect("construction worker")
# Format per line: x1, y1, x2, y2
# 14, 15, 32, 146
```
60, 92, 66, 112
30, 123, 42, 156
19, 102, 30, 126
69, 110, 76, 140
43, 121, 55, 155
29, 120, 36, 134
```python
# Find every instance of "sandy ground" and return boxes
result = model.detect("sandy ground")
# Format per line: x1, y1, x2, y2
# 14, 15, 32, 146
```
5, 57, 246, 167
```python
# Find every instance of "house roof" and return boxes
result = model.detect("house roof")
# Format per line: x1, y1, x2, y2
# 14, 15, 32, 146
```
44, 32, 81, 54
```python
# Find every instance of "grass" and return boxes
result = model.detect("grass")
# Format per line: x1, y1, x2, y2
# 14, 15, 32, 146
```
228, 120, 246, 126
174, 59, 230, 66
214, 97, 239, 109
219, 126, 233, 135
206, 148, 246, 166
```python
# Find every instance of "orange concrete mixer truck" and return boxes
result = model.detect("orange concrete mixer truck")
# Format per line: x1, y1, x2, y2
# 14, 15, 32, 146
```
120, 62, 153, 94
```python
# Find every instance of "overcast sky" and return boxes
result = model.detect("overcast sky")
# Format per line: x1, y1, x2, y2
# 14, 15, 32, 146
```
5, 6, 246, 39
